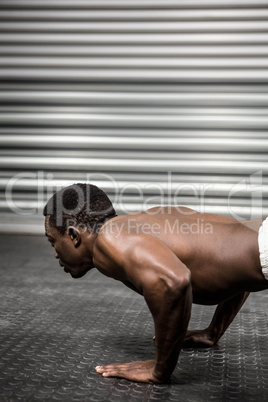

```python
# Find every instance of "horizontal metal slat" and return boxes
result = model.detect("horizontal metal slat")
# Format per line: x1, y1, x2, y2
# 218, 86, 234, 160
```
3, 83, 268, 93
1, 127, 267, 139
1, 106, 268, 116
2, 21, 268, 32
1, 113, 268, 129
1, 9, 268, 21
1, 135, 268, 152
2, 91, 268, 106
3, 171, 267, 187
0, 196, 264, 213
2, 46, 268, 57
1, 0, 268, 8
2, 57, 268, 69
2, 33, 268, 44
2, 195, 265, 210
2, 178, 268, 196
1, 149, 267, 162
0, 157, 267, 174
2, 69, 268, 82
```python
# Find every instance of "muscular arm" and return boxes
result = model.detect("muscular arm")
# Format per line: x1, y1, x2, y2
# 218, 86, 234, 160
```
183, 291, 250, 347
95, 234, 192, 383
143, 257, 192, 382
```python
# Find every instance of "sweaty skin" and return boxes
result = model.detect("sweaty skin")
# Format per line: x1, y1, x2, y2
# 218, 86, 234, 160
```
45, 207, 268, 384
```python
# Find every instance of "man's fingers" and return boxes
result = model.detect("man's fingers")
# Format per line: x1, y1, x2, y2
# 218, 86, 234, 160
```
96, 364, 131, 379
96, 366, 120, 377
95, 361, 143, 374
100, 369, 118, 378
96, 365, 120, 373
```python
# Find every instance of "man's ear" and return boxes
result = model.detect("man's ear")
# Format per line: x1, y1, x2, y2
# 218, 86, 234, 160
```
67, 226, 81, 247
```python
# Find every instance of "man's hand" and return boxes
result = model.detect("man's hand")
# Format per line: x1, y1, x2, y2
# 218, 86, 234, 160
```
183, 292, 250, 348
95, 360, 164, 383
182, 329, 215, 348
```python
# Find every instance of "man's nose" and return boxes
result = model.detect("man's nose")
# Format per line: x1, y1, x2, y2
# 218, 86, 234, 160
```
54, 251, 59, 259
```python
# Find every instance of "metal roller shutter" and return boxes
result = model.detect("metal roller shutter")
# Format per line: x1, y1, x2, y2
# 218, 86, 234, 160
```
0, 0, 268, 234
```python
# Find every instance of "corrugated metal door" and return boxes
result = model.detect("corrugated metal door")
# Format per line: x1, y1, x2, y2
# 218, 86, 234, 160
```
0, 0, 268, 233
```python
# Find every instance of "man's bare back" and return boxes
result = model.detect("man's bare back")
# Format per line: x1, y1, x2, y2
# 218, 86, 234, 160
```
95, 207, 267, 305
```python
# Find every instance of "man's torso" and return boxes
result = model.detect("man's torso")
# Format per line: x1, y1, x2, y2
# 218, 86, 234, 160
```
94, 207, 267, 305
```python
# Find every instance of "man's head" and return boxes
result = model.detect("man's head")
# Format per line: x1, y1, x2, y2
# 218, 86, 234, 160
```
43, 183, 116, 278
43, 183, 116, 235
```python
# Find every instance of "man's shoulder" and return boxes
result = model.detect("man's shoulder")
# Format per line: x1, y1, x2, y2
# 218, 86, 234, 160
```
96, 215, 144, 249
95, 216, 131, 259
95, 214, 165, 260
93, 217, 150, 276
98, 215, 130, 238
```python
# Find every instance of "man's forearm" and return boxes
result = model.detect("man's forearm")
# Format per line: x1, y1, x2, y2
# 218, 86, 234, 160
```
148, 279, 192, 381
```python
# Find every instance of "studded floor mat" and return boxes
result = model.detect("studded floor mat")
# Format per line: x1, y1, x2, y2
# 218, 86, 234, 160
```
0, 234, 268, 401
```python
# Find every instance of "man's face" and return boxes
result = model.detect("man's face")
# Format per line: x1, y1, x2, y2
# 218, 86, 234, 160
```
45, 216, 94, 279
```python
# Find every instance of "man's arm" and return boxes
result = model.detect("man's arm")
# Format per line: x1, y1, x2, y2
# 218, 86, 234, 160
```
95, 234, 192, 383
183, 291, 250, 347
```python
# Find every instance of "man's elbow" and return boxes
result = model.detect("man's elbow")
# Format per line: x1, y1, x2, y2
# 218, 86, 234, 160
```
165, 268, 191, 296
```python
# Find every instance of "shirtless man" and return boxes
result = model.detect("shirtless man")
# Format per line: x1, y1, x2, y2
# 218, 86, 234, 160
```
43, 183, 268, 384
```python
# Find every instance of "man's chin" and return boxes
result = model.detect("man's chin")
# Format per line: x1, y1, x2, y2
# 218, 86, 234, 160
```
70, 270, 89, 279
63, 265, 92, 279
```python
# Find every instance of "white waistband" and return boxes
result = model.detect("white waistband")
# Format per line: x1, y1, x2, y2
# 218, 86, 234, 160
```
258, 217, 268, 281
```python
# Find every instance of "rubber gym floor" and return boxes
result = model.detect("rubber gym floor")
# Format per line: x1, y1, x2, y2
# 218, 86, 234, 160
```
0, 234, 268, 401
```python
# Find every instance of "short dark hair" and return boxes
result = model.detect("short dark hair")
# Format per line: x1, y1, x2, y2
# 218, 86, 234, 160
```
43, 183, 116, 235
